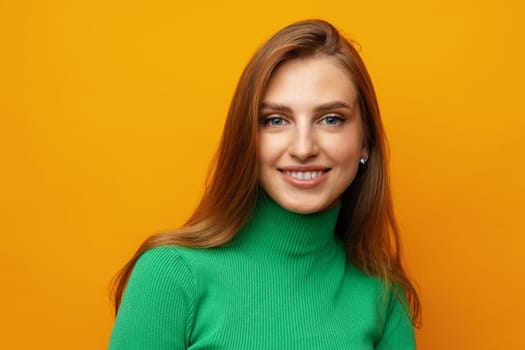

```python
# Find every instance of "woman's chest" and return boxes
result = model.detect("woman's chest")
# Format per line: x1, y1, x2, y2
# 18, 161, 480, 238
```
187, 264, 381, 350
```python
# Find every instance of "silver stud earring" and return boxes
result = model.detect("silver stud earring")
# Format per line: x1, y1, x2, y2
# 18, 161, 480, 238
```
360, 156, 369, 165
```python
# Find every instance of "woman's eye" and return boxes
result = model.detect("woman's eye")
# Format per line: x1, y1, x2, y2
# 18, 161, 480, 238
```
320, 115, 345, 126
264, 116, 286, 126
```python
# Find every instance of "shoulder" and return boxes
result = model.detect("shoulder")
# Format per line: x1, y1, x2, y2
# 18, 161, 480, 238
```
132, 246, 194, 282
345, 260, 384, 294
344, 262, 411, 320
345, 261, 409, 310
123, 246, 199, 307
129, 244, 230, 293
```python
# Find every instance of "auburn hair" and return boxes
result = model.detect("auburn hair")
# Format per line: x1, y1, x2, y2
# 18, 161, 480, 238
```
112, 19, 421, 326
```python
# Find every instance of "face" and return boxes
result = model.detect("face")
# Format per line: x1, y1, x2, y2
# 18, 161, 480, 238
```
258, 56, 367, 214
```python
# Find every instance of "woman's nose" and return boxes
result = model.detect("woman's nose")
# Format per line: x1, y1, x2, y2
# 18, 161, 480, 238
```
287, 125, 319, 160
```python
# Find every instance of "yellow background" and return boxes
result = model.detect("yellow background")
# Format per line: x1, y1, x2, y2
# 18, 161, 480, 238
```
1, 0, 524, 348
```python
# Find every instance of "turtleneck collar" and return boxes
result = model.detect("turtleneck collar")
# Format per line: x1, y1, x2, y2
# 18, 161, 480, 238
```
235, 191, 342, 258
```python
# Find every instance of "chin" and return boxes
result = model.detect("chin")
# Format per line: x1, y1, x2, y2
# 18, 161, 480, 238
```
279, 198, 336, 214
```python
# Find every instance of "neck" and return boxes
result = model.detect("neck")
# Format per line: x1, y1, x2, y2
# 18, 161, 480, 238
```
235, 191, 342, 258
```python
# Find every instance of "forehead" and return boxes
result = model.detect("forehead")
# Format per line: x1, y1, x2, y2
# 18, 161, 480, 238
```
263, 56, 359, 106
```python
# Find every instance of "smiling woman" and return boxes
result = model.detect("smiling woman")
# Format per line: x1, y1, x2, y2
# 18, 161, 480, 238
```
109, 19, 421, 349
259, 56, 366, 214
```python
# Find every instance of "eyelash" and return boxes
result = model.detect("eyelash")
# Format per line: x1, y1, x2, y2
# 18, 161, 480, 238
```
319, 114, 346, 126
261, 116, 286, 126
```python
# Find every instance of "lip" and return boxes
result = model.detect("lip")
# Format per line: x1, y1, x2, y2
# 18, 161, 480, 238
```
279, 166, 330, 172
278, 166, 331, 189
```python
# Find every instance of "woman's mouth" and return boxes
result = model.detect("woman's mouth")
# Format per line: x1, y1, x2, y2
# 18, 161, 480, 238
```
278, 168, 331, 188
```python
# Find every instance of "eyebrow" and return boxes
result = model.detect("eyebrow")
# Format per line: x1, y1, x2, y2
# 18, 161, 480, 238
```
260, 101, 354, 113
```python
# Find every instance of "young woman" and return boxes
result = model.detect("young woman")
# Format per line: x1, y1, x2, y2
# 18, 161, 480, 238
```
109, 19, 421, 349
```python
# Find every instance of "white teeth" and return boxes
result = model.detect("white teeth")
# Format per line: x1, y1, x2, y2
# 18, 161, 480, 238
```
284, 171, 323, 180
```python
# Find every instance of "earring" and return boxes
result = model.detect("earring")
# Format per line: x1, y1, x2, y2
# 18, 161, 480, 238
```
360, 156, 368, 165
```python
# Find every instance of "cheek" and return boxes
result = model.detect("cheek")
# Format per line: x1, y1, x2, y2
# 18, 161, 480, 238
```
258, 136, 271, 167
258, 134, 285, 166
322, 135, 362, 163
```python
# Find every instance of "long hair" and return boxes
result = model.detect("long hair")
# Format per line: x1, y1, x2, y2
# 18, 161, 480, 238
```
111, 19, 421, 325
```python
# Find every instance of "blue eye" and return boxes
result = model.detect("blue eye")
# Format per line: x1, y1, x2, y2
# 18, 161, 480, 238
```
264, 116, 286, 126
321, 115, 345, 126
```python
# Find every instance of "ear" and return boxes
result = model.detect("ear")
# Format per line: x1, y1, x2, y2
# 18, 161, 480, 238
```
360, 144, 369, 159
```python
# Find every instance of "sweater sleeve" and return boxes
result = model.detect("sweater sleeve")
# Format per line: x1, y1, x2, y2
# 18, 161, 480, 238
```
375, 288, 416, 350
108, 247, 195, 350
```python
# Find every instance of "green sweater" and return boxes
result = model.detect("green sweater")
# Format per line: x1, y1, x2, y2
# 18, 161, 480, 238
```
109, 194, 415, 349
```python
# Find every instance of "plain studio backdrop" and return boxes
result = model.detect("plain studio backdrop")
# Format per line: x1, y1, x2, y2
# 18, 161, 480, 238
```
1, 0, 523, 349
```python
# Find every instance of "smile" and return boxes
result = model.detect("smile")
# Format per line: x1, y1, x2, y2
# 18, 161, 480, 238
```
278, 167, 331, 189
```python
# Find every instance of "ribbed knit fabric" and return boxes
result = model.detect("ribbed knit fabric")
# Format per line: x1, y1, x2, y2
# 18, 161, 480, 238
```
109, 193, 415, 349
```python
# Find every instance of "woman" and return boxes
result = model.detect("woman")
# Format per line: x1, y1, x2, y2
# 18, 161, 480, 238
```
109, 19, 421, 349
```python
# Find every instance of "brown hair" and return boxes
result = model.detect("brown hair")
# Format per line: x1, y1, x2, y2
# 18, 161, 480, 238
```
112, 19, 421, 326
